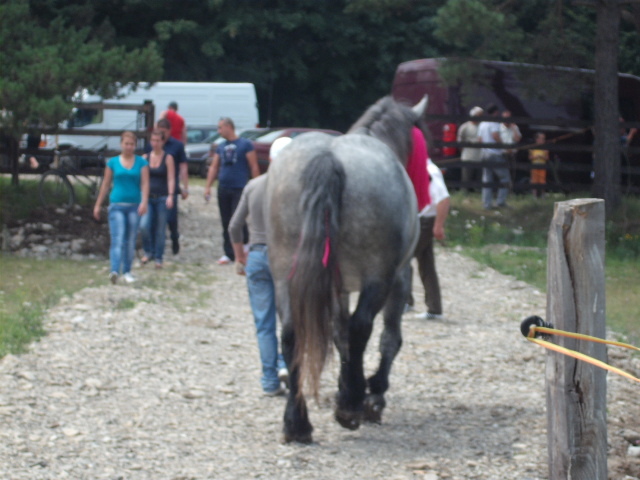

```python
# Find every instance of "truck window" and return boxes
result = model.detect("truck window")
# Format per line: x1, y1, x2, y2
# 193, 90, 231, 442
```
68, 108, 103, 128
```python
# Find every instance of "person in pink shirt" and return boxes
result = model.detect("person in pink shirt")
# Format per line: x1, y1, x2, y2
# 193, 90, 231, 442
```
405, 126, 431, 211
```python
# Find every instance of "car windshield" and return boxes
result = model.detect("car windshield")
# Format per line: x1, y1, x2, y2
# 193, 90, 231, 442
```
201, 132, 222, 144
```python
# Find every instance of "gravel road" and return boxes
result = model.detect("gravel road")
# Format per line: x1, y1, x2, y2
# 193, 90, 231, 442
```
1, 185, 638, 480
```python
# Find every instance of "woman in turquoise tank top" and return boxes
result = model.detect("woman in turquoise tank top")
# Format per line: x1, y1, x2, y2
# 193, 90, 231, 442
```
93, 131, 149, 284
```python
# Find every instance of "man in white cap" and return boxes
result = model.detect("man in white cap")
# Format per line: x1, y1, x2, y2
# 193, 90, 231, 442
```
228, 136, 292, 396
457, 106, 484, 192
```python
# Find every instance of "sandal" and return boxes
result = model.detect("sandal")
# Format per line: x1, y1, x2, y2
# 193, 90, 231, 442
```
140, 256, 150, 265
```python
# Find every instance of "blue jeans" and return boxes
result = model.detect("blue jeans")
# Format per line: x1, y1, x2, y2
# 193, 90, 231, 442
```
482, 153, 511, 208
108, 204, 140, 274
245, 247, 286, 392
140, 196, 168, 262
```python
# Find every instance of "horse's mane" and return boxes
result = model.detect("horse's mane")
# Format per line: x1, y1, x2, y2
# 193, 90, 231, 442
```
347, 96, 418, 166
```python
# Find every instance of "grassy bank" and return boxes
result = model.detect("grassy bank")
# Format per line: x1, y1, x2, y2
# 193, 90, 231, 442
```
445, 191, 640, 344
0, 176, 42, 226
1, 175, 109, 356
0, 255, 106, 356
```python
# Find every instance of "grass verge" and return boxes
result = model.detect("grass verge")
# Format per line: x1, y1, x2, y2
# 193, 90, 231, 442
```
446, 191, 640, 345
0, 255, 105, 356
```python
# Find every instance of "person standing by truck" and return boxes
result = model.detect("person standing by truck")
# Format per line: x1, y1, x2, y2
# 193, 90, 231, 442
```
478, 104, 509, 209
529, 132, 549, 198
457, 106, 484, 191
160, 101, 187, 143
500, 110, 522, 162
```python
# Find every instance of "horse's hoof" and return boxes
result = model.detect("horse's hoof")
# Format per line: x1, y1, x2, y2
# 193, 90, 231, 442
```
334, 408, 362, 431
363, 394, 386, 423
282, 430, 313, 444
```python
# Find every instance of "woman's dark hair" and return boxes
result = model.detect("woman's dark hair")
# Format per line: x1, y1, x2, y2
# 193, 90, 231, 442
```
151, 129, 166, 141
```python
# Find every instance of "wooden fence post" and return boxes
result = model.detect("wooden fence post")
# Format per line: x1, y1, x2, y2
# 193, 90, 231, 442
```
546, 198, 607, 479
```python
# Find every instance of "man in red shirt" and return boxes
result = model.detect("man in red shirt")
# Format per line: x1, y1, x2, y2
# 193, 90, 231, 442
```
160, 101, 186, 143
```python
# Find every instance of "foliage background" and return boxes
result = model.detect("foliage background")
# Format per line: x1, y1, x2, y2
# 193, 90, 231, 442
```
19, 0, 640, 131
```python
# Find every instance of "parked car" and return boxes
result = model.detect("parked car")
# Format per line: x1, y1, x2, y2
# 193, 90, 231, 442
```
186, 128, 272, 177
252, 128, 342, 172
186, 126, 217, 144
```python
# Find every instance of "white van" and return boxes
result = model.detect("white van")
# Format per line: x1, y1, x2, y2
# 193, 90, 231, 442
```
48, 82, 259, 151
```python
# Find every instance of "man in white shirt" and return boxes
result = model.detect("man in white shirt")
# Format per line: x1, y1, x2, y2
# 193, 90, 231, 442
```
413, 159, 450, 320
477, 104, 510, 209
500, 110, 522, 160
457, 106, 483, 191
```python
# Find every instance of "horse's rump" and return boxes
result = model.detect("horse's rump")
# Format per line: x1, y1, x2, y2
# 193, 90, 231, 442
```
266, 132, 418, 397
267, 133, 346, 398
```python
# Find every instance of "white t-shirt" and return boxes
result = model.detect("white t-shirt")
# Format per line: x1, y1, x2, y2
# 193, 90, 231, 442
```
419, 159, 450, 218
500, 123, 521, 145
477, 121, 501, 157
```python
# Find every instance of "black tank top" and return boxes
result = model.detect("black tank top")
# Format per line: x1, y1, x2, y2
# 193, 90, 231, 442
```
148, 152, 169, 196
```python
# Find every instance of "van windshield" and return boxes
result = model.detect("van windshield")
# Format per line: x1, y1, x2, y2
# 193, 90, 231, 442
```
68, 108, 103, 128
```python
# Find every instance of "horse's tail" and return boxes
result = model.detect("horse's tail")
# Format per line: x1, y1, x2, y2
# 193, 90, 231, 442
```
289, 148, 346, 400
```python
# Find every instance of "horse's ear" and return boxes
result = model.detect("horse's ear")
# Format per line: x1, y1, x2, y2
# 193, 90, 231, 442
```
412, 95, 429, 118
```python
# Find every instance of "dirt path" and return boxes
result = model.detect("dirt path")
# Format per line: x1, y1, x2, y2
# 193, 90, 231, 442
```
1, 185, 638, 479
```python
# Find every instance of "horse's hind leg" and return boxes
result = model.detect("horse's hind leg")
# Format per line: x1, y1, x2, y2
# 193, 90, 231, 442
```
335, 281, 388, 430
278, 284, 313, 444
365, 265, 410, 422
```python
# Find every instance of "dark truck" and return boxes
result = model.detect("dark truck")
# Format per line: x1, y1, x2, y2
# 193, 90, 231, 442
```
392, 58, 640, 191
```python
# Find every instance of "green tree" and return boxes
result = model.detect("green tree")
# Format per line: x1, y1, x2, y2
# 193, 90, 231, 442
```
0, 0, 163, 185
54, 0, 445, 131
433, 0, 640, 212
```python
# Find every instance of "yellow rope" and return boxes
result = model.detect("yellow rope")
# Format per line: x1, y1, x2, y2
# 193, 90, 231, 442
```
526, 325, 640, 384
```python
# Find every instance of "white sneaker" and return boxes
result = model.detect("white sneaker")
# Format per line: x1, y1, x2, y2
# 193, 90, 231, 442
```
217, 255, 231, 265
278, 368, 289, 390
122, 273, 136, 283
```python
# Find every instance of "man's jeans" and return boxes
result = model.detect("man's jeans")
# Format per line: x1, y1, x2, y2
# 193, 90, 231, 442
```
245, 246, 286, 392
481, 153, 510, 208
140, 196, 168, 262
108, 204, 139, 274
166, 193, 179, 245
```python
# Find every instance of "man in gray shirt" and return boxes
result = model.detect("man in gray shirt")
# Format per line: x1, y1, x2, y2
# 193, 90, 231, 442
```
229, 137, 292, 396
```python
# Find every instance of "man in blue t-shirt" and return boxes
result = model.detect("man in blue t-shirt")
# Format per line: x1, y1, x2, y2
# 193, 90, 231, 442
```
204, 117, 260, 264
145, 118, 189, 255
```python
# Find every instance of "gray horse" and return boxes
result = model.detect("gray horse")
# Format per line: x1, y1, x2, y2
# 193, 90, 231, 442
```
265, 95, 428, 443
